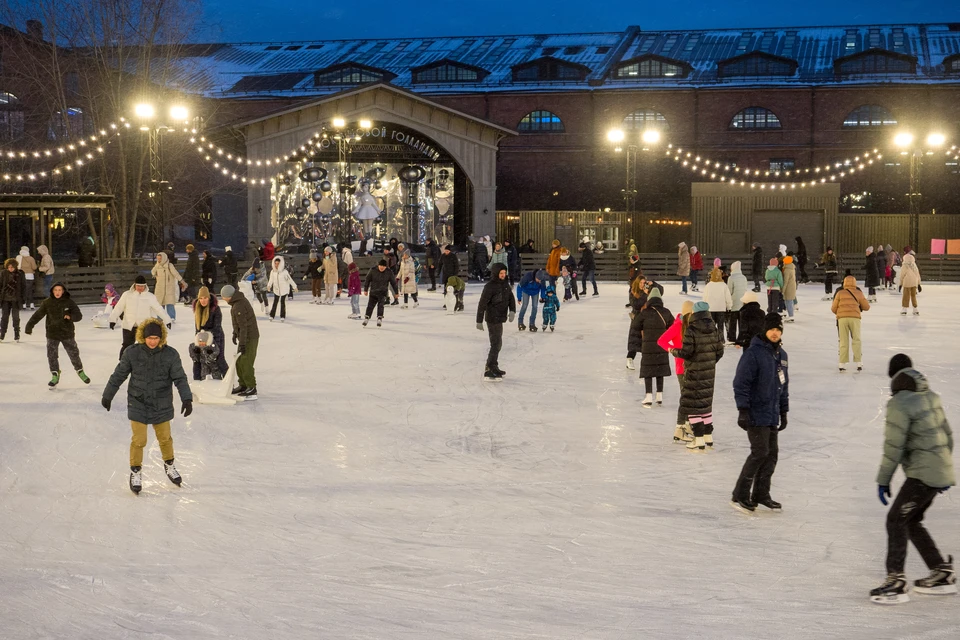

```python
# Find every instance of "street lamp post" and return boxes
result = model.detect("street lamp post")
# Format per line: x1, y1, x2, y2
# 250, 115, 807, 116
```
135, 102, 189, 249
607, 128, 661, 215
894, 131, 946, 252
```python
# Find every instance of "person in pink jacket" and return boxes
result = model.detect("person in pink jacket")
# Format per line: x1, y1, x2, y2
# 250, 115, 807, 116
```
658, 299, 695, 444
346, 254, 363, 320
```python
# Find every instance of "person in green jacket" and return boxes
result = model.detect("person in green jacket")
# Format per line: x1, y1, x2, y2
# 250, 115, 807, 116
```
764, 258, 783, 314
24, 282, 90, 387
101, 318, 193, 494
870, 354, 956, 604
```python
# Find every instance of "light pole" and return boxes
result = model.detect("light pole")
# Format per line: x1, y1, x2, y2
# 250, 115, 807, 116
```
607, 128, 661, 215
322, 117, 372, 242
135, 102, 190, 249
893, 130, 946, 252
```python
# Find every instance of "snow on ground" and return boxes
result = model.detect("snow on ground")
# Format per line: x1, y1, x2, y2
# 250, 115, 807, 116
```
1, 281, 959, 639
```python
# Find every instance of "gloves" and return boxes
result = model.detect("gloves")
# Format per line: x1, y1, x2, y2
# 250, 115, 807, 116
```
101, 397, 111, 412
508, 311, 515, 323
181, 400, 193, 417
166, 323, 172, 330
404, 277, 410, 283
237, 343, 246, 355
232, 335, 238, 345
737, 409, 753, 430
476, 323, 484, 331
109, 322, 116, 330
778, 412, 788, 431
878, 485, 891, 506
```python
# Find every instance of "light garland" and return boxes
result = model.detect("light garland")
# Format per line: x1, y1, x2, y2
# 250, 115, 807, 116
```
666, 145, 884, 187
0, 127, 126, 182
2, 119, 131, 161
189, 130, 326, 170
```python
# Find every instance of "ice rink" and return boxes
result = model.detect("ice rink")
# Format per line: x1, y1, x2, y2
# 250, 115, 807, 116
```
1, 280, 959, 639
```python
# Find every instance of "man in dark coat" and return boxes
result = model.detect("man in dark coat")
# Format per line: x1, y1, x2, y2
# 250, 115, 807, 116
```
439, 245, 460, 284
182, 243, 201, 304
221, 285, 260, 399
735, 291, 766, 348
102, 318, 192, 493
671, 301, 724, 451
362, 260, 399, 327
732, 312, 789, 513
244, 240, 260, 263
750, 243, 763, 292
219, 246, 239, 288
629, 288, 673, 407
424, 239, 441, 291
201, 250, 218, 290
518, 239, 536, 254
164, 242, 178, 265
476, 264, 516, 381
503, 239, 521, 285
78, 236, 96, 267
25, 281, 89, 386
794, 236, 808, 283
865, 246, 881, 300
0, 257, 26, 342
578, 242, 598, 296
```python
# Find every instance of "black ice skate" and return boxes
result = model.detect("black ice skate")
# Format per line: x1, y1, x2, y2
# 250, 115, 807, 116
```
491, 366, 506, 377
377, 317, 382, 327
231, 385, 247, 395
549, 325, 555, 332
239, 387, 258, 401
914, 556, 957, 596
730, 498, 756, 514
129, 467, 142, 494
362, 317, 369, 326
164, 461, 182, 486
483, 368, 503, 382
529, 326, 538, 333
518, 324, 526, 331
870, 573, 909, 604
754, 497, 782, 511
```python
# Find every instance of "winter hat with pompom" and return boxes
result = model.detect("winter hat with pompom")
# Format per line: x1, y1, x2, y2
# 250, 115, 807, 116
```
784, 256, 793, 265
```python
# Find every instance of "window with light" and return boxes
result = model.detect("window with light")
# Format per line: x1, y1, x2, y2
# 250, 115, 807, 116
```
518, 110, 564, 133
842, 105, 897, 128
622, 109, 669, 131
730, 107, 782, 130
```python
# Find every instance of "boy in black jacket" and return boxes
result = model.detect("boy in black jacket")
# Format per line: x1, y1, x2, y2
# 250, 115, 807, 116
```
476, 264, 516, 381
363, 260, 399, 327
25, 282, 90, 387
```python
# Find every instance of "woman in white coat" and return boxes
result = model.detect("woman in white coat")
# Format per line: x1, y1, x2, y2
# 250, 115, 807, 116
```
899, 253, 921, 315
702, 267, 732, 341
398, 251, 419, 308
267, 256, 298, 321
151, 252, 185, 320
109, 275, 172, 359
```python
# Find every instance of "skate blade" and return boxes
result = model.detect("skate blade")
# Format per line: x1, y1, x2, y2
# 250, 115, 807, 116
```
730, 501, 756, 515
870, 593, 910, 605
483, 378, 503, 383
914, 584, 958, 596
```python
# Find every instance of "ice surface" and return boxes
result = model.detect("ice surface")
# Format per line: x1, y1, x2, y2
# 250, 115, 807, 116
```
2, 282, 959, 639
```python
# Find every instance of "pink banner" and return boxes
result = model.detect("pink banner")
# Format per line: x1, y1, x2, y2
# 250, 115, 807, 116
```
930, 238, 946, 255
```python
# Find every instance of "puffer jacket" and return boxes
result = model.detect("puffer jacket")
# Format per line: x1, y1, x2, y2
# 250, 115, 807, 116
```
727, 261, 749, 311
689, 250, 703, 271
736, 301, 765, 348
734, 334, 789, 427
476, 264, 515, 323
0, 261, 25, 303
267, 256, 298, 295
347, 263, 362, 296
25, 283, 82, 340
702, 277, 732, 312
818, 252, 838, 274
439, 251, 460, 280
193, 295, 225, 357
751, 245, 763, 279
322, 254, 339, 284
629, 297, 674, 378
364, 266, 399, 297
657, 313, 687, 375
545, 244, 562, 277
675, 310, 724, 416
831, 276, 870, 319
877, 368, 955, 488
110, 283, 172, 331
37, 245, 54, 276
227, 290, 259, 346
677, 243, 691, 277
398, 256, 418, 293
488, 248, 508, 270
517, 270, 546, 299
764, 265, 783, 291
864, 253, 881, 288
102, 319, 193, 425
17, 247, 37, 275
183, 250, 201, 286
900, 253, 921, 288
151, 253, 183, 306
782, 262, 797, 300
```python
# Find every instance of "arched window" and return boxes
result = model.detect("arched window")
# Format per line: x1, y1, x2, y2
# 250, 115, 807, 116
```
729, 107, 782, 130
843, 105, 897, 128
48, 107, 89, 140
622, 109, 669, 131
0, 92, 25, 142
518, 110, 564, 133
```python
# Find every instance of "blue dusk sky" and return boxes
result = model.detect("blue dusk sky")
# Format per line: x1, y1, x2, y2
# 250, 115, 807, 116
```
199, 0, 960, 42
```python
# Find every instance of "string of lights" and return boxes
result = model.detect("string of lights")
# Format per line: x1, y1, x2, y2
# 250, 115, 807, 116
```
0, 126, 127, 182
2, 119, 131, 161
189, 130, 326, 170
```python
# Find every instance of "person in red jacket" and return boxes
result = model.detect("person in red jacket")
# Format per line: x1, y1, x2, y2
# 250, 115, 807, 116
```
689, 246, 704, 292
658, 299, 695, 443
261, 240, 275, 261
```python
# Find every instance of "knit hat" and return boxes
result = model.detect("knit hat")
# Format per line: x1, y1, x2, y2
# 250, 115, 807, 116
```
143, 322, 163, 339
220, 284, 236, 298
888, 353, 912, 378
197, 286, 210, 299
309, 251, 318, 260
647, 287, 661, 301
196, 330, 211, 344
225, 245, 232, 252
693, 301, 709, 313
680, 300, 694, 315
324, 246, 333, 254
713, 257, 721, 268
134, 275, 147, 285
783, 256, 793, 265
769, 258, 778, 266
866, 246, 874, 254
763, 312, 783, 332
741, 290, 758, 304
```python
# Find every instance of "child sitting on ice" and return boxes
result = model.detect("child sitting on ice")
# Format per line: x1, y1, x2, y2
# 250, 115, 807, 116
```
444, 275, 465, 313
92, 283, 120, 328
541, 284, 561, 332
188, 330, 222, 381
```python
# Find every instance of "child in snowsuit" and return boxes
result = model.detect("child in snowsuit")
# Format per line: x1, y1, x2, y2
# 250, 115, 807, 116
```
189, 330, 222, 381
558, 250, 579, 300
24, 282, 90, 387
541, 284, 561, 331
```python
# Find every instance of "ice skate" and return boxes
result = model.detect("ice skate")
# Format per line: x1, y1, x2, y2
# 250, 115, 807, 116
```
642, 393, 653, 408
376, 317, 382, 327
730, 498, 756, 514
626, 358, 635, 370
280, 318, 285, 323
77, 370, 90, 384
401, 303, 409, 309
870, 573, 909, 604
856, 362, 863, 372
238, 386, 258, 401
549, 325, 554, 332
483, 368, 502, 382
362, 317, 369, 326
592, 292, 599, 297
655, 392, 663, 406
839, 364, 846, 372
673, 425, 693, 443
913, 309, 920, 316
529, 326, 538, 333
164, 461, 182, 486
755, 497, 781, 510
686, 436, 706, 451
518, 324, 526, 332
914, 556, 957, 596
821, 294, 833, 301
48, 370, 60, 388
413, 302, 419, 308
129, 468, 142, 494
492, 366, 506, 377
704, 433, 713, 447
231, 385, 246, 395
901, 308, 907, 316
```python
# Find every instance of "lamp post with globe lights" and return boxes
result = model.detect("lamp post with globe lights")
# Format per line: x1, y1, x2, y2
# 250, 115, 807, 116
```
134, 101, 190, 247
607, 127, 662, 214
894, 130, 947, 252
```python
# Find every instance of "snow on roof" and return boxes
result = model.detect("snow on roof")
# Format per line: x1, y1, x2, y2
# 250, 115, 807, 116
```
164, 23, 960, 98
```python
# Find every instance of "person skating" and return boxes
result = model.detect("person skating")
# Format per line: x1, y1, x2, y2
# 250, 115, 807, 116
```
346, 258, 363, 319
689, 246, 703, 292
875, 243, 888, 290
164, 241, 178, 265
101, 319, 193, 493
764, 258, 783, 314
631, 288, 673, 408
736, 291, 765, 349
545, 239, 562, 286
17, 246, 38, 310
445, 275, 465, 313
578, 241, 598, 296
267, 256, 297, 321
109, 276, 172, 360
201, 249, 217, 292
731, 312, 789, 513
321, 247, 338, 304
832, 275, 870, 372
439, 244, 460, 286
192, 286, 228, 379
865, 246, 881, 302
726, 261, 749, 344
899, 253, 921, 316
37, 244, 54, 299
504, 239, 521, 286
189, 330, 222, 381
219, 246, 239, 289
182, 244, 202, 305
398, 251, 419, 308
476, 263, 515, 381
627, 255, 643, 307
795, 236, 809, 283
243, 256, 269, 312
703, 267, 732, 341
518, 239, 536, 254
677, 242, 691, 294
781, 256, 797, 322
0, 258, 26, 342
541, 283, 561, 332
362, 260, 399, 327
558, 248, 579, 300
885, 244, 901, 290
871, 354, 956, 604
424, 238, 441, 290
669, 301, 724, 451
23, 282, 89, 387
750, 243, 764, 292
336, 249, 349, 299
220, 284, 259, 399
658, 300, 695, 442
516, 269, 546, 332
152, 251, 186, 321
814, 247, 839, 300
304, 251, 323, 303
487, 242, 508, 274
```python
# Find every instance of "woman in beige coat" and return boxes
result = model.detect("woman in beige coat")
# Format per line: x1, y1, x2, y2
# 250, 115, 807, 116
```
782, 256, 798, 321
37, 245, 54, 298
831, 275, 870, 372
321, 247, 339, 304
398, 251, 419, 308
17, 246, 38, 309
899, 253, 921, 315
151, 252, 185, 321
677, 242, 691, 294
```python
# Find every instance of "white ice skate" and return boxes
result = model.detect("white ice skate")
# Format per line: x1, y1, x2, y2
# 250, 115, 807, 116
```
673, 425, 693, 443
625, 358, 635, 370
129, 469, 142, 494
641, 393, 653, 408
686, 436, 706, 451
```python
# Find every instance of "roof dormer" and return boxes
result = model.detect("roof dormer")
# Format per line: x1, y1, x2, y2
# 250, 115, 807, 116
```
313, 62, 396, 87
610, 54, 692, 80
718, 51, 798, 78
511, 56, 591, 83
411, 59, 490, 84
833, 49, 917, 79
